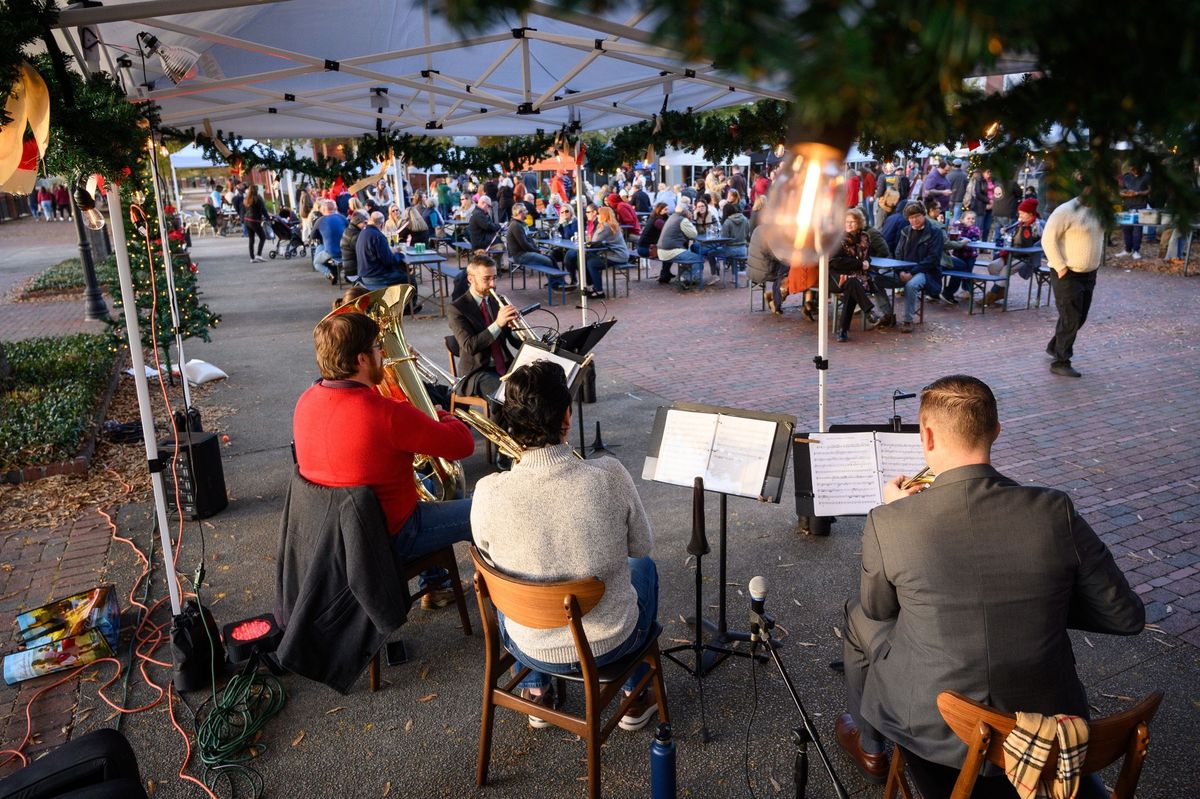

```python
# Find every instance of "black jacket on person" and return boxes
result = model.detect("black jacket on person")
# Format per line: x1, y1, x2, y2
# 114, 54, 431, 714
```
447, 292, 519, 395
630, 189, 652, 213
505, 220, 540, 258
896, 222, 945, 278
637, 216, 665, 250
467, 207, 501, 251
275, 471, 410, 695
340, 224, 362, 279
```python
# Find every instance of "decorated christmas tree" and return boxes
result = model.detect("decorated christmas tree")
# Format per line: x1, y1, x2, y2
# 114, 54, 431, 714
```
105, 175, 221, 381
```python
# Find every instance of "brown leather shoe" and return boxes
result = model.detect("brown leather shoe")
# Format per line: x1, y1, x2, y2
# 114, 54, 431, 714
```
834, 713, 889, 785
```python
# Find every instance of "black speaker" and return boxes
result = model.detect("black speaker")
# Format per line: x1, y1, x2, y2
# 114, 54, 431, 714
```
158, 431, 228, 519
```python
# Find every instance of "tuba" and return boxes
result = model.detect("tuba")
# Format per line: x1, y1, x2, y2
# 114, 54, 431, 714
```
322, 284, 465, 501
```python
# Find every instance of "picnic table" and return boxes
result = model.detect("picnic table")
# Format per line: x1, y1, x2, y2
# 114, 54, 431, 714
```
970, 242, 1044, 311
397, 247, 457, 318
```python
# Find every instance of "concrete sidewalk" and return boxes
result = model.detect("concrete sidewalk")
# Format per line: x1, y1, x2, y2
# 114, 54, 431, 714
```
1, 227, 1197, 797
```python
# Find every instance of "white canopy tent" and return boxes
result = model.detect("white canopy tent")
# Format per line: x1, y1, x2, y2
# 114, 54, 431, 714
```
56, 0, 786, 139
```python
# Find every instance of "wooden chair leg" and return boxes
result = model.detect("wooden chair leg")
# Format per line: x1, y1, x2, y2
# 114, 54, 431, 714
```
476, 688, 496, 787
651, 654, 670, 724
368, 650, 381, 692
883, 745, 905, 799
443, 551, 473, 635
586, 727, 602, 799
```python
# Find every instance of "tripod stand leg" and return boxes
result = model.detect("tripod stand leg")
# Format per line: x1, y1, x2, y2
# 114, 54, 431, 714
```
793, 727, 809, 799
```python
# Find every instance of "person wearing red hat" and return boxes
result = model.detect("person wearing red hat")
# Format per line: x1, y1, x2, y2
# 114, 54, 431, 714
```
983, 197, 1043, 306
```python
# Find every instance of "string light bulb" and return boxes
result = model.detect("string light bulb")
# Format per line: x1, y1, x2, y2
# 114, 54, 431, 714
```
759, 141, 847, 265
73, 184, 106, 231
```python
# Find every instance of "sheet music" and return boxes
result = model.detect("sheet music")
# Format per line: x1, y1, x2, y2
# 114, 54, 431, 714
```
493, 345, 581, 402
875, 432, 927, 497
808, 432, 884, 516
651, 410, 719, 488
706, 415, 777, 497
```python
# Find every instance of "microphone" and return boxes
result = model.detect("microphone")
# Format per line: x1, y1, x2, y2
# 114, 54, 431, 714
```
749, 575, 768, 618
519, 302, 541, 316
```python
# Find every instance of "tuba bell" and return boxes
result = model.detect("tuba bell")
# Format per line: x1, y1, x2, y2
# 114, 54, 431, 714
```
321, 284, 464, 501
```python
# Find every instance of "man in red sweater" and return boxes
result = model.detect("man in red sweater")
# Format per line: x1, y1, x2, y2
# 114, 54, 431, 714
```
294, 311, 476, 607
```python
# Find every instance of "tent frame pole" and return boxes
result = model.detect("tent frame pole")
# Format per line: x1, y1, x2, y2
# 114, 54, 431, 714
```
107, 184, 184, 618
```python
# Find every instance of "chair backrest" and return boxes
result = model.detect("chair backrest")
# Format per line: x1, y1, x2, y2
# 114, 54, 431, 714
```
936, 690, 1163, 799
444, 335, 461, 374
470, 546, 605, 629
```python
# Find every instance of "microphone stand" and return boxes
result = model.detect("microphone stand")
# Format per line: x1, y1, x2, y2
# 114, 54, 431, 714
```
750, 610, 849, 799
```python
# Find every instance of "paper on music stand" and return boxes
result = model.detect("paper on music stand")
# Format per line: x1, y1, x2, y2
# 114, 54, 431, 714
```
648, 409, 777, 498
807, 431, 926, 515
493, 345, 582, 403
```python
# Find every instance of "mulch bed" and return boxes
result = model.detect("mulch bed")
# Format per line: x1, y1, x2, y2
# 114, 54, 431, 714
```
0, 377, 233, 534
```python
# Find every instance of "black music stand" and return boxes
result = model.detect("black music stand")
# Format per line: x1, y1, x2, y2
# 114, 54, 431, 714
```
793, 389, 920, 530
644, 402, 794, 678
553, 319, 617, 458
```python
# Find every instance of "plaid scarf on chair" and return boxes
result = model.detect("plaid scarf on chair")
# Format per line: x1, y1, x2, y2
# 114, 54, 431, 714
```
1002, 712, 1090, 799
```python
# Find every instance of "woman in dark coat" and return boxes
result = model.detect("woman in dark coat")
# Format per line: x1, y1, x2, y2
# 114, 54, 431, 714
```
828, 207, 881, 341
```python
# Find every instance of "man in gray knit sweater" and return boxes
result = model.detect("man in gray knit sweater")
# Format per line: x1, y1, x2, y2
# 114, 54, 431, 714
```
471, 362, 661, 731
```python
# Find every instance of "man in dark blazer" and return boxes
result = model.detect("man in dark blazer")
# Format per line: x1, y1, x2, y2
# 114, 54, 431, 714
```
447, 254, 520, 400
836, 375, 1144, 785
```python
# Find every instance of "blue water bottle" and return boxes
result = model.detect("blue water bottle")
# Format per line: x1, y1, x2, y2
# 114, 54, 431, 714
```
650, 722, 677, 799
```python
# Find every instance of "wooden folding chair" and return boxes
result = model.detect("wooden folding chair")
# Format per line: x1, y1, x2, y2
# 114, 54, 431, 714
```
470, 547, 669, 799
884, 690, 1163, 799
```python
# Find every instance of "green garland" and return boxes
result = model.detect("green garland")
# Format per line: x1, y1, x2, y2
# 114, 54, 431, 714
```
31, 54, 151, 183
162, 99, 792, 183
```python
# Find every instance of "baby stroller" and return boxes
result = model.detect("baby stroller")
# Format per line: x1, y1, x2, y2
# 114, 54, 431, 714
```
268, 214, 306, 259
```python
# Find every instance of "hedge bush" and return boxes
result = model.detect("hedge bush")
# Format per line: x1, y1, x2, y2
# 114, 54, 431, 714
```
24, 256, 119, 295
0, 333, 120, 472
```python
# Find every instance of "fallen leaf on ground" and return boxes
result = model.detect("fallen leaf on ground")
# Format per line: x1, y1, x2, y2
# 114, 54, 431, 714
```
417, 693, 437, 702
832, 626, 842, 640
419, 664, 430, 680
404, 719, 413, 733
364, 722, 374, 731
326, 706, 345, 715
291, 730, 306, 747
769, 775, 782, 792
383, 782, 391, 797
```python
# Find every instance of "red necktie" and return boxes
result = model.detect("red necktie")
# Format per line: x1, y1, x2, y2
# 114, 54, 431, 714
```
479, 298, 507, 376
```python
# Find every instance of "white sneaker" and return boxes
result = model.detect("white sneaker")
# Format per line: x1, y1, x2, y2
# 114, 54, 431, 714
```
1114, 250, 1129, 258
1131, 251, 1141, 260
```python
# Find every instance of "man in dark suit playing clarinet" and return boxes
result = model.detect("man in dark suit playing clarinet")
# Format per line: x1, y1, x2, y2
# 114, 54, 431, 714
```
835, 375, 1144, 791
447, 254, 520, 402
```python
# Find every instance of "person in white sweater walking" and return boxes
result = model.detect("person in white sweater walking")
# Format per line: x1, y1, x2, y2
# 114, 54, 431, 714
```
1041, 195, 1104, 378
471, 361, 661, 731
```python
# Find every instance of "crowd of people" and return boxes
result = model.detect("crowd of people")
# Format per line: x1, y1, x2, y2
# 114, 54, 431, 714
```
197, 153, 1159, 383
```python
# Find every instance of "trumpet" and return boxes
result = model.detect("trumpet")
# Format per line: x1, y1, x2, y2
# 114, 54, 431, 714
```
901, 466, 936, 490
395, 347, 466, 394
489, 289, 539, 343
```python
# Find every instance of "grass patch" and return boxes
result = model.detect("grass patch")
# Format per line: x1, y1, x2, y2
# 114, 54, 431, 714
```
23, 256, 119, 295
0, 333, 120, 472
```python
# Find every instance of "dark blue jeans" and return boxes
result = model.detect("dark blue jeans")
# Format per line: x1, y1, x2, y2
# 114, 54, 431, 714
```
390, 499, 473, 591
500, 556, 658, 693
